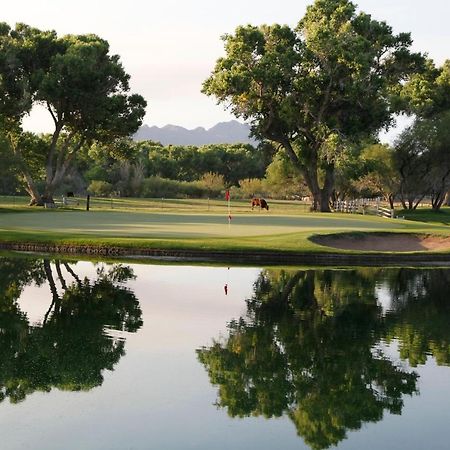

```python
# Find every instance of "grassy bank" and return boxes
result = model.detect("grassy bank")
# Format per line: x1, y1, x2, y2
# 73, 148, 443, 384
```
0, 196, 449, 257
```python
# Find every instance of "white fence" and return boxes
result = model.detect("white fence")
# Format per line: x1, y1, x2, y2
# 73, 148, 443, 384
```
333, 198, 395, 218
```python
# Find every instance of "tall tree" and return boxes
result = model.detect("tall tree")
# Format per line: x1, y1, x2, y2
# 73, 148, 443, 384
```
394, 112, 450, 210
202, 0, 423, 211
0, 23, 146, 205
396, 60, 450, 208
356, 144, 399, 208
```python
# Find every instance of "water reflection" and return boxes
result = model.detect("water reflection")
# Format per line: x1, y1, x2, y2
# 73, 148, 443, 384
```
0, 257, 142, 404
197, 268, 450, 449
383, 269, 450, 367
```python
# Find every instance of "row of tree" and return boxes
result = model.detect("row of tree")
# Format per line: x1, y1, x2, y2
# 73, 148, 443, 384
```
1, 0, 449, 209
0, 22, 274, 203
79, 140, 274, 198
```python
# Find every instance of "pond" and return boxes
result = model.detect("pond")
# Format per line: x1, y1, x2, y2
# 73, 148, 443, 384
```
0, 255, 449, 450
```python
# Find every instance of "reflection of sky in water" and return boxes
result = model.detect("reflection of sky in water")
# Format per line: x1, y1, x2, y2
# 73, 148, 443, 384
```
375, 283, 393, 314
1, 263, 450, 450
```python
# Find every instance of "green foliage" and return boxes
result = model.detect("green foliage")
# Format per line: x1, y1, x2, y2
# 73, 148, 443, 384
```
393, 60, 450, 210
395, 112, 450, 210
140, 176, 178, 198
143, 142, 267, 184
84, 165, 110, 183
0, 23, 146, 204
0, 135, 22, 194
353, 144, 399, 206
265, 153, 307, 199
203, 0, 423, 210
88, 180, 113, 197
236, 178, 268, 198
197, 172, 225, 194
140, 176, 208, 199
115, 161, 146, 197
398, 60, 450, 117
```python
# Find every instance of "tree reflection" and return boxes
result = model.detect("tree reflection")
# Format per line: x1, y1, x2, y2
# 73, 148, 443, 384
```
0, 257, 142, 404
384, 269, 450, 367
198, 268, 450, 449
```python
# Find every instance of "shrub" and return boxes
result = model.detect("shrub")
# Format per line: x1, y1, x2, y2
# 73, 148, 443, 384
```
239, 178, 268, 198
88, 180, 113, 197
141, 177, 180, 198
197, 172, 225, 195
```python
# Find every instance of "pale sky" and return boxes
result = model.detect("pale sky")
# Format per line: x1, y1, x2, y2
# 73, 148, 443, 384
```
2, 0, 449, 135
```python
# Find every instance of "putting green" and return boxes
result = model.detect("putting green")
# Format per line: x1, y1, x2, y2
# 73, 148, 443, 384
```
0, 210, 441, 239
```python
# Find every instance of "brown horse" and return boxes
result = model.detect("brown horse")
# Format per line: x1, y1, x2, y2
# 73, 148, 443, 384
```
251, 198, 269, 211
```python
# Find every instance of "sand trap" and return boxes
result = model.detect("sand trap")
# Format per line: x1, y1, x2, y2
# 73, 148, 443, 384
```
311, 233, 450, 252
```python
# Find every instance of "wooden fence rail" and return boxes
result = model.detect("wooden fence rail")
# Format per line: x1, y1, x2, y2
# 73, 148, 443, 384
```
333, 198, 395, 218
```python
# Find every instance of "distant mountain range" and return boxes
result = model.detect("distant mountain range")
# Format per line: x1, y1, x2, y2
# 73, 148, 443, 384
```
133, 120, 257, 146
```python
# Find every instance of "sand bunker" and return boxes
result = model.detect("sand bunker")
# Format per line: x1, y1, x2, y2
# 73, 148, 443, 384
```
311, 233, 450, 252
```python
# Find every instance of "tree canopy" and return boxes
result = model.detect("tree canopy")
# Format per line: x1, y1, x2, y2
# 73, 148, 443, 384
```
203, 0, 424, 211
392, 60, 450, 209
0, 23, 146, 205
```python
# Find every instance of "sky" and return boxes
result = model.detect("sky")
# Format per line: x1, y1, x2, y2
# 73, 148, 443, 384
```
2, 0, 449, 137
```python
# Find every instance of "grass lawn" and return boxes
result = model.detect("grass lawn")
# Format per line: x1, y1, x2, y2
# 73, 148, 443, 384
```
0, 195, 449, 255
400, 207, 450, 225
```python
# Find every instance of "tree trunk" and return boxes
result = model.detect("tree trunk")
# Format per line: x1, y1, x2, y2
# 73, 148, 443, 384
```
302, 163, 320, 212
318, 165, 334, 212
43, 260, 61, 323
388, 194, 395, 210
280, 140, 335, 212
302, 164, 334, 212
318, 189, 331, 212
431, 192, 445, 211
42, 186, 56, 205
22, 171, 44, 206
445, 190, 450, 206
413, 194, 426, 210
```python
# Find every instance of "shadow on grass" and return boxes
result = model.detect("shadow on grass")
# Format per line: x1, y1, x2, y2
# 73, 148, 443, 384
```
401, 208, 450, 226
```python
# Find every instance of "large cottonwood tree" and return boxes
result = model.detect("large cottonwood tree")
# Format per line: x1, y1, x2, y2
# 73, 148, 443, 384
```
0, 23, 146, 205
203, 0, 423, 211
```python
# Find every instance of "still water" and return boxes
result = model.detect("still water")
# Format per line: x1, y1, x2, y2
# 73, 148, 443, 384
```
0, 256, 449, 450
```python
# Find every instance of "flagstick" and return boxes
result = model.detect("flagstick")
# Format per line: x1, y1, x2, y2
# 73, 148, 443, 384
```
225, 189, 231, 229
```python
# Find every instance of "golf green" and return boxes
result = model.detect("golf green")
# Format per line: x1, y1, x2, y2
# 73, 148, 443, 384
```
0, 210, 433, 239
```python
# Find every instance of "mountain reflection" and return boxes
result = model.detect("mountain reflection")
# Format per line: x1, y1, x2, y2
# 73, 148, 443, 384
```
0, 257, 142, 404
197, 268, 450, 449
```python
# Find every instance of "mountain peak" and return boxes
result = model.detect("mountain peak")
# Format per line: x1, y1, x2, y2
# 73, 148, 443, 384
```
133, 120, 256, 146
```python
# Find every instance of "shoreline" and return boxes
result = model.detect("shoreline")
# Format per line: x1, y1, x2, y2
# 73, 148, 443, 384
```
2, 241, 450, 266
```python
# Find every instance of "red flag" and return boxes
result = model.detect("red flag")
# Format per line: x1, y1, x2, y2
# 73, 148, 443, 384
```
225, 190, 230, 201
